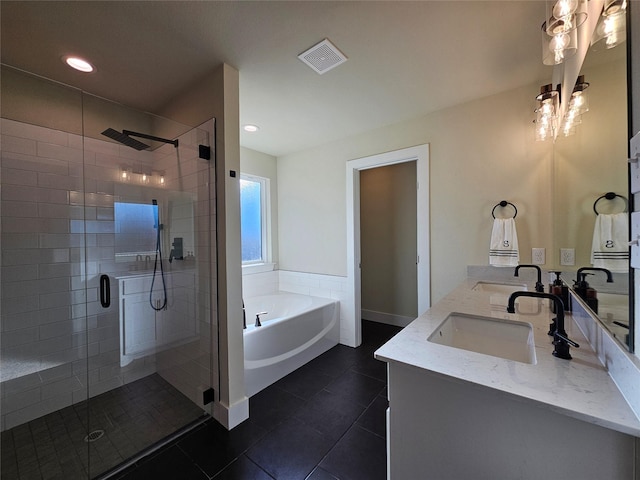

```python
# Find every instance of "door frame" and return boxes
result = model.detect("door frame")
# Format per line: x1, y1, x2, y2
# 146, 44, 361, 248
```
346, 144, 430, 347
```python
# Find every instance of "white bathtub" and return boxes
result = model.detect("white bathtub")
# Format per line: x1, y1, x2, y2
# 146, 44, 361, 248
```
243, 292, 340, 397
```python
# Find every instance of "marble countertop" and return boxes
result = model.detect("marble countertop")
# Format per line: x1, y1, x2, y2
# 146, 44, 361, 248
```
374, 277, 640, 437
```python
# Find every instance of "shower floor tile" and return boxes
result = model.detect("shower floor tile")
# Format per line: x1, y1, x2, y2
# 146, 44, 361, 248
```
0, 373, 204, 480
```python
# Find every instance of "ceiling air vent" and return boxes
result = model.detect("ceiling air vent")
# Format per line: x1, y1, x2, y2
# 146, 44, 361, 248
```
298, 38, 347, 75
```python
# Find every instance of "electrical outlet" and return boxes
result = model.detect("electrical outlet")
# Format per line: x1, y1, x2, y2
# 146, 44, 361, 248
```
560, 248, 575, 266
532, 248, 545, 265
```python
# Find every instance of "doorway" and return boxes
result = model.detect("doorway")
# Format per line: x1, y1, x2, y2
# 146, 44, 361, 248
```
345, 144, 430, 347
360, 161, 418, 326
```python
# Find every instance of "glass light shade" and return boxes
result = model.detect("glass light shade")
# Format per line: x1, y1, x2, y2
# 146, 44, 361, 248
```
542, 23, 577, 65
561, 123, 577, 137
545, 0, 587, 34
534, 119, 554, 141
591, 10, 626, 49
552, 0, 578, 18
534, 85, 559, 141
603, 0, 627, 16
120, 167, 132, 182
536, 85, 559, 111
569, 75, 589, 114
569, 90, 589, 114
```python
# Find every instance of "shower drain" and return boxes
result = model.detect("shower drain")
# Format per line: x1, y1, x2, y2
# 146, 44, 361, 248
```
84, 430, 105, 443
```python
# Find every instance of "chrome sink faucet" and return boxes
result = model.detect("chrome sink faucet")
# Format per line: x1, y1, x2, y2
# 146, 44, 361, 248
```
507, 291, 579, 360
514, 264, 544, 293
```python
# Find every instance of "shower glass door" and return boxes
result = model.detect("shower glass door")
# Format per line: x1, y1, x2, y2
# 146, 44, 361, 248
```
1, 66, 92, 479
81, 93, 215, 477
0, 65, 216, 480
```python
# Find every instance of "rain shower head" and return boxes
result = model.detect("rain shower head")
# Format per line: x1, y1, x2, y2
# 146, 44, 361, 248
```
101, 128, 179, 150
101, 128, 150, 151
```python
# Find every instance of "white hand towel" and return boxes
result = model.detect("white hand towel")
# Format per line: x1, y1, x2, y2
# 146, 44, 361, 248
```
489, 218, 519, 267
591, 212, 628, 273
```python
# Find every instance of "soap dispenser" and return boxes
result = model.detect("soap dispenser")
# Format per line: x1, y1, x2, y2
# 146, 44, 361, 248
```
573, 273, 599, 314
549, 271, 570, 313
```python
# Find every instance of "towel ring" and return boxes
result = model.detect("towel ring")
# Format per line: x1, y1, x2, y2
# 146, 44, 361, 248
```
492, 200, 517, 219
593, 192, 628, 215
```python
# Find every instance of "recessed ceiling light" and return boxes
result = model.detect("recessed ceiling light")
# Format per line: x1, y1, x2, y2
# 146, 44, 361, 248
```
243, 124, 260, 133
63, 56, 95, 73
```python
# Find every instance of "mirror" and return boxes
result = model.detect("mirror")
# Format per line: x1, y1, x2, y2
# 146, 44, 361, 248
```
552, 20, 631, 350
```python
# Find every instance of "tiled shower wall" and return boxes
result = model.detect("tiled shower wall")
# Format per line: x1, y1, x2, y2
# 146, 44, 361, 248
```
0, 118, 216, 431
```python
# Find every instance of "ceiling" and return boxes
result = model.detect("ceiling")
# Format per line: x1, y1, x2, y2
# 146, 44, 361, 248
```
1, 1, 553, 157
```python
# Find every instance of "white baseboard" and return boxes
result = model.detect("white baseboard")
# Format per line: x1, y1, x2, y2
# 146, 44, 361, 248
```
362, 309, 414, 327
213, 396, 249, 430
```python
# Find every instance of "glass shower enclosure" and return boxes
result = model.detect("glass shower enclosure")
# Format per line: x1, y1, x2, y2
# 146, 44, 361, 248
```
1, 65, 217, 479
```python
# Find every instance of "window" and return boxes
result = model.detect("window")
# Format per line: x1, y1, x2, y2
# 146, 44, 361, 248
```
114, 202, 158, 262
240, 174, 270, 265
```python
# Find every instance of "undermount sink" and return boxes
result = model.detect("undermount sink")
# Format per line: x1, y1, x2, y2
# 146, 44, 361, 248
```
471, 281, 527, 294
428, 312, 537, 364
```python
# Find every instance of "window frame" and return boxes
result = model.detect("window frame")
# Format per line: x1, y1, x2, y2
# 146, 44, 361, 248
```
240, 173, 272, 268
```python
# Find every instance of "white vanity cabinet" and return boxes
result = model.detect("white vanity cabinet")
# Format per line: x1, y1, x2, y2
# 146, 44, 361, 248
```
118, 271, 198, 366
376, 278, 640, 479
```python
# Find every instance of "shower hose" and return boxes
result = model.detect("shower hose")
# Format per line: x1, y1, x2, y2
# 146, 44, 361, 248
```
150, 201, 168, 311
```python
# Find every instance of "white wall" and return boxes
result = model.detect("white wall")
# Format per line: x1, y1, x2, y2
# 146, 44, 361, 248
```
278, 81, 554, 303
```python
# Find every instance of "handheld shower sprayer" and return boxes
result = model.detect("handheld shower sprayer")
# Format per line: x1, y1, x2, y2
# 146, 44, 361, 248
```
150, 199, 167, 311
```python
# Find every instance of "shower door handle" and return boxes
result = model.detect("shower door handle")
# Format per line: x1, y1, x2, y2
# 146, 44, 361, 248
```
99, 274, 111, 308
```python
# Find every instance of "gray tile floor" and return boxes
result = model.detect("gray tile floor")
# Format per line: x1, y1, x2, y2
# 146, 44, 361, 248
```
1, 374, 204, 480
116, 321, 401, 480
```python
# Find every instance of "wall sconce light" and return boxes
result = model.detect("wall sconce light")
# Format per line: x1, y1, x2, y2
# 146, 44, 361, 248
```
534, 84, 560, 141
536, 77, 590, 140
119, 166, 165, 186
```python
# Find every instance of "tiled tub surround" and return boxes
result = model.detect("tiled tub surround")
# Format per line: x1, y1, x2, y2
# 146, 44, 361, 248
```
376, 275, 640, 479
1, 118, 215, 432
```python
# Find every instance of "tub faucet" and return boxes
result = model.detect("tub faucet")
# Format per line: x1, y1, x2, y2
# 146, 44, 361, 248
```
507, 291, 579, 360
514, 264, 544, 293
255, 311, 268, 327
